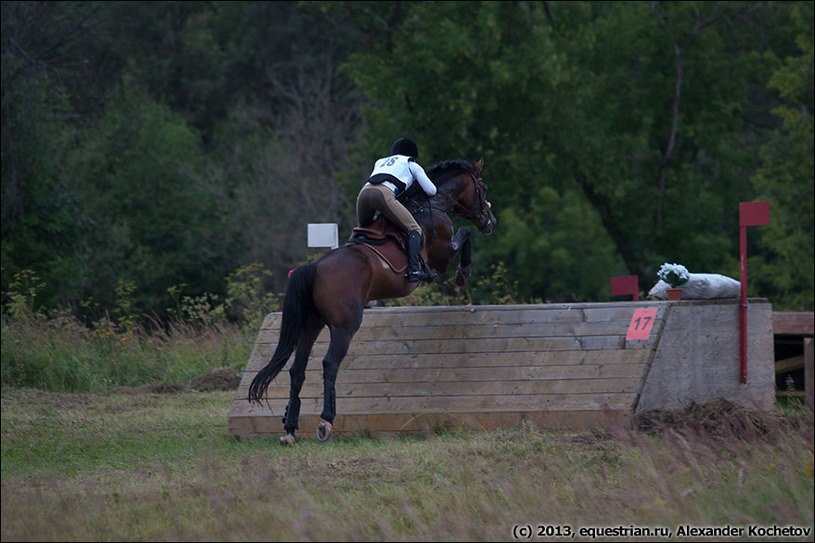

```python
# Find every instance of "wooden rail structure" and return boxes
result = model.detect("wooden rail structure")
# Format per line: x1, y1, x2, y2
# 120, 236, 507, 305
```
229, 299, 775, 438
773, 311, 814, 409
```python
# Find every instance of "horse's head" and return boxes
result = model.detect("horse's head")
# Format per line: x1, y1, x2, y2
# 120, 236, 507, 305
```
428, 158, 497, 235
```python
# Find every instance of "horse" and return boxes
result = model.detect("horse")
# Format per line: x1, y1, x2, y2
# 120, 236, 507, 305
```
248, 157, 496, 445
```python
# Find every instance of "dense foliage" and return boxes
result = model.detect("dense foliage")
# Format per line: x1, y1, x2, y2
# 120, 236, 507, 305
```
2, 1, 812, 326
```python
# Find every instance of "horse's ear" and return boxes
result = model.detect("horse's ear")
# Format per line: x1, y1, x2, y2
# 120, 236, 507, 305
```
476, 157, 484, 173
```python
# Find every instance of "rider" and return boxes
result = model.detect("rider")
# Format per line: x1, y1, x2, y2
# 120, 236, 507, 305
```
356, 137, 437, 283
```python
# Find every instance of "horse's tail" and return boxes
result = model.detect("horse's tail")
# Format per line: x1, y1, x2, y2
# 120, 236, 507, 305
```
248, 263, 318, 405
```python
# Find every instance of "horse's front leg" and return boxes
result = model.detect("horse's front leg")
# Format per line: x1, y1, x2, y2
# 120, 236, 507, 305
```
451, 226, 472, 286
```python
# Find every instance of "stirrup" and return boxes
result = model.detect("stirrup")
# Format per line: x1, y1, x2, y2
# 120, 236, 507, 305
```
406, 270, 425, 283
406, 269, 436, 283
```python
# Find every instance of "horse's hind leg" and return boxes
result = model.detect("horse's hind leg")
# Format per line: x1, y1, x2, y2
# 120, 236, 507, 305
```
280, 319, 323, 445
452, 226, 472, 286
317, 325, 359, 441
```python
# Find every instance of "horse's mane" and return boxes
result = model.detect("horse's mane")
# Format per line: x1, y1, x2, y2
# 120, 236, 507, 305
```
400, 159, 477, 213
426, 159, 478, 184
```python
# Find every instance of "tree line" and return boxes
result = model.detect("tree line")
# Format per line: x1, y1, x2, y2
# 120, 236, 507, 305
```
2, 1, 812, 327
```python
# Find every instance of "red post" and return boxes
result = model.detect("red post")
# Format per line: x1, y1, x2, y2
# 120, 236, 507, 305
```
610, 275, 639, 301
739, 224, 748, 383
738, 202, 770, 383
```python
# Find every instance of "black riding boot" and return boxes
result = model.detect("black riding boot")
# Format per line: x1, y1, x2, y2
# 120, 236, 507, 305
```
406, 231, 433, 283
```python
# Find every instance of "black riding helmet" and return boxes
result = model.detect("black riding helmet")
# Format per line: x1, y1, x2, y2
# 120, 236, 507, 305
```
391, 137, 419, 159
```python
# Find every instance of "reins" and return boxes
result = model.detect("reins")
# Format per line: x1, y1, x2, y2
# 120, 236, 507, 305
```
450, 170, 490, 228
402, 161, 490, 233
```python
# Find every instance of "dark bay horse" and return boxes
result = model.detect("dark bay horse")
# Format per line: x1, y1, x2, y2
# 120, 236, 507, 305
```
248, 158, 496, 445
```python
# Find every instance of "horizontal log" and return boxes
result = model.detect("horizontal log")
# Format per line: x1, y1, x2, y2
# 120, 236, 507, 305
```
772, 312, 814, 336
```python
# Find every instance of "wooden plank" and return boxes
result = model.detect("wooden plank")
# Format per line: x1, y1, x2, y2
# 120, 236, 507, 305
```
228, 410, 631, 438
254, 323, 662, 354
362, 304, 659, 326
772, 311, 814, 336
252, 335, 639, 357
245, 349, 651, 372
229, 392, 637, 417
239, 378, 642, 401
258, 324, 639, 344
258, 312, 666, 340
775, 354, 804, 374
236, 363, 648, 394
257, 307, 585, 330
321, 321, 649, 341
258, 304, 667, 331
363, 308, 587, 327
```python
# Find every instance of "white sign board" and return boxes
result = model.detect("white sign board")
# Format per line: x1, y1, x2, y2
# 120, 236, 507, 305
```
307, 223, 339, 249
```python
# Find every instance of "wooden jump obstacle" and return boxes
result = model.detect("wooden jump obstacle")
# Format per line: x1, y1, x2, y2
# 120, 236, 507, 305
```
228, 299, 775, 438
772, 311, 814, 408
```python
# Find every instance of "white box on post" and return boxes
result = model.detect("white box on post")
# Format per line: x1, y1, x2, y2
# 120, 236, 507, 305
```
307, 223, 338, 250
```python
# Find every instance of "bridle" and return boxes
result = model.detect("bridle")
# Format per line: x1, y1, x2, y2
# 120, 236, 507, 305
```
451, 170, 493, 230
403, 164, 493, 231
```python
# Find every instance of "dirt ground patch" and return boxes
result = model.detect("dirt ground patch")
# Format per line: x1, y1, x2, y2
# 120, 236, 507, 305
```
114, 366, 241, 394
633, 398, 812, 442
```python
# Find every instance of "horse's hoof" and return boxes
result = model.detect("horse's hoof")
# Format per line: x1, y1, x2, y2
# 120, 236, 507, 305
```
279, 434, 296, 446
455, 268, 469, 286
316, 420, 333, 442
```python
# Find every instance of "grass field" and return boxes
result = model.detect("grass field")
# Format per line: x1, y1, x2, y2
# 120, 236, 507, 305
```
1, 385, 812, 542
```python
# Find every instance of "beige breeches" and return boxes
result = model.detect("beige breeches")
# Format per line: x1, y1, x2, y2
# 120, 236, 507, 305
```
356, 185, 421, 235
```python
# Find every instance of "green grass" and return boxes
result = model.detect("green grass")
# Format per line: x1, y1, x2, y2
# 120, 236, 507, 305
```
1, 310, 252, 393
1, 297, 813, 541
2, 387, 813, 542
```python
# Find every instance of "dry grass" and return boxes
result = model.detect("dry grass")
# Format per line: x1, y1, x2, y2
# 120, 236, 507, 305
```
1, 388, 813, 542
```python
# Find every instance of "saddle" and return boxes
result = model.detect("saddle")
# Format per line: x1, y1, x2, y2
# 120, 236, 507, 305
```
346, 215, 412, 274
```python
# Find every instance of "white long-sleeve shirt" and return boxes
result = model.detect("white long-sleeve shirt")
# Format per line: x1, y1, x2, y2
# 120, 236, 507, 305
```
367, 155, 437, 196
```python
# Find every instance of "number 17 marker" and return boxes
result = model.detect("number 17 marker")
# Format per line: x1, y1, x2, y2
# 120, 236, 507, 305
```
626, 308, 658, 340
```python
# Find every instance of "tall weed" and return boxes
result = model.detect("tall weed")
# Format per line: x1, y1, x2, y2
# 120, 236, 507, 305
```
0, 267, 275, 392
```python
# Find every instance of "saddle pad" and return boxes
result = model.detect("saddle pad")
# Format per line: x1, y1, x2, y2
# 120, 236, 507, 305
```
351, 226, 388, 241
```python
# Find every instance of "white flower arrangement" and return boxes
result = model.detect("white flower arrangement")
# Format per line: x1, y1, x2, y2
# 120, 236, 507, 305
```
657, 262, 690, 288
